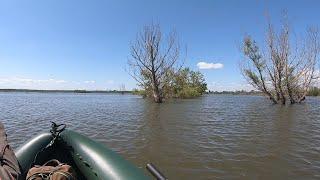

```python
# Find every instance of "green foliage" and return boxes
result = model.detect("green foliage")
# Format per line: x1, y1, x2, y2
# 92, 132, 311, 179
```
243, 37, 264, 69
176, 87, 201, 98
308, 87, 320, 96
244, 69, 261, 85
132, 89, 146, 97
164, 68, 207, 99
136, 68, 207, 99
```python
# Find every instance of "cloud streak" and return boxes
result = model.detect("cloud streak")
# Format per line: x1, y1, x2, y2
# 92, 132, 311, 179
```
0, 77, 67, 84
207, 81, 254, 92
84, 80, 96, 84
0, 77, 71, 90
106, 80, 114, 84
197, 62, 224, 69
0, 77, 125, 90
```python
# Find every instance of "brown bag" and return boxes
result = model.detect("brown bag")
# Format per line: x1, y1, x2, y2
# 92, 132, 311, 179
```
26, 159, 76, 180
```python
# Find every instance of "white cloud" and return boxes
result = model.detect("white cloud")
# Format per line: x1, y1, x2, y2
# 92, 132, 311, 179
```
197, 62, 224, 69
207, 81, 254, 92
0, 77, 123, 90
314, 69, 320, 77
0, 77, 70, 90
84, 80, 95, 84
55, 80, 67, 83
0, 77, 67, 84
106, 80, 114, 84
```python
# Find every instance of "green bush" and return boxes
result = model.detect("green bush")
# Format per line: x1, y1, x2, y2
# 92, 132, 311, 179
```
165, 68, 207, 99
134, 68, 207, 100
308, 87, 320, 96
176, 87, 201, 98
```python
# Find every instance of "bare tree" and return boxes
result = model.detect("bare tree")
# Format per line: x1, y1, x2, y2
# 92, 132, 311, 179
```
241, 17, 320, 104
128, 24, 182, 103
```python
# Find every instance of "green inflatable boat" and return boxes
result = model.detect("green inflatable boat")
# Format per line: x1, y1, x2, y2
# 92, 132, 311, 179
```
15, 123, 166, 180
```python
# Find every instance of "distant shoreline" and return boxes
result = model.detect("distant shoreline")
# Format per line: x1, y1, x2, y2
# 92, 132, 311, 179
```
0, 89, 261, 95
0, 89, 132, 94
0, 89, 318, 96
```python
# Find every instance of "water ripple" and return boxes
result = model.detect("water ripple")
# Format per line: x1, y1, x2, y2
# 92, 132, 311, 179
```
0, 93, 319, 179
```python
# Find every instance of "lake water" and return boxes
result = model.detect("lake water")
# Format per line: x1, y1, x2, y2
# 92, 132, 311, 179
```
0, 92, 319, 179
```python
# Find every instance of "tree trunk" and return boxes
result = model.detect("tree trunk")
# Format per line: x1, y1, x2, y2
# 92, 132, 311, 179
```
151, 65, 163, 103
266, 91, 278, 104
287, 85, 296, 104
153, 88, 162, 103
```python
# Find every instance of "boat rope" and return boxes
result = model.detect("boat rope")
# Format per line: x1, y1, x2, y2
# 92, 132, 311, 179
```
50, 122, 66, 138
30, 122, 66, 168
45, 122, 66, 148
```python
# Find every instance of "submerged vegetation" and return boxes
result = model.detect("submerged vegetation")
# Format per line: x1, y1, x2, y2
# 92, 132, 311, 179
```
128, 16, 319, 104
164, 68, 207, 98
241, 16, 320, 105
128, 24, 207, 103
128, 24, 181, 103
132, 68, 207, 99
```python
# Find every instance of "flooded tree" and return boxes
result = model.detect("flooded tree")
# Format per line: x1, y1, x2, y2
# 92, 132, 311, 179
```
241, 18, 320, 104
128, 24, 182, 103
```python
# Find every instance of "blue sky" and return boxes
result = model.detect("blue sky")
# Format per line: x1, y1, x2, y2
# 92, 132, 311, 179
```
0, 0, 319, 91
